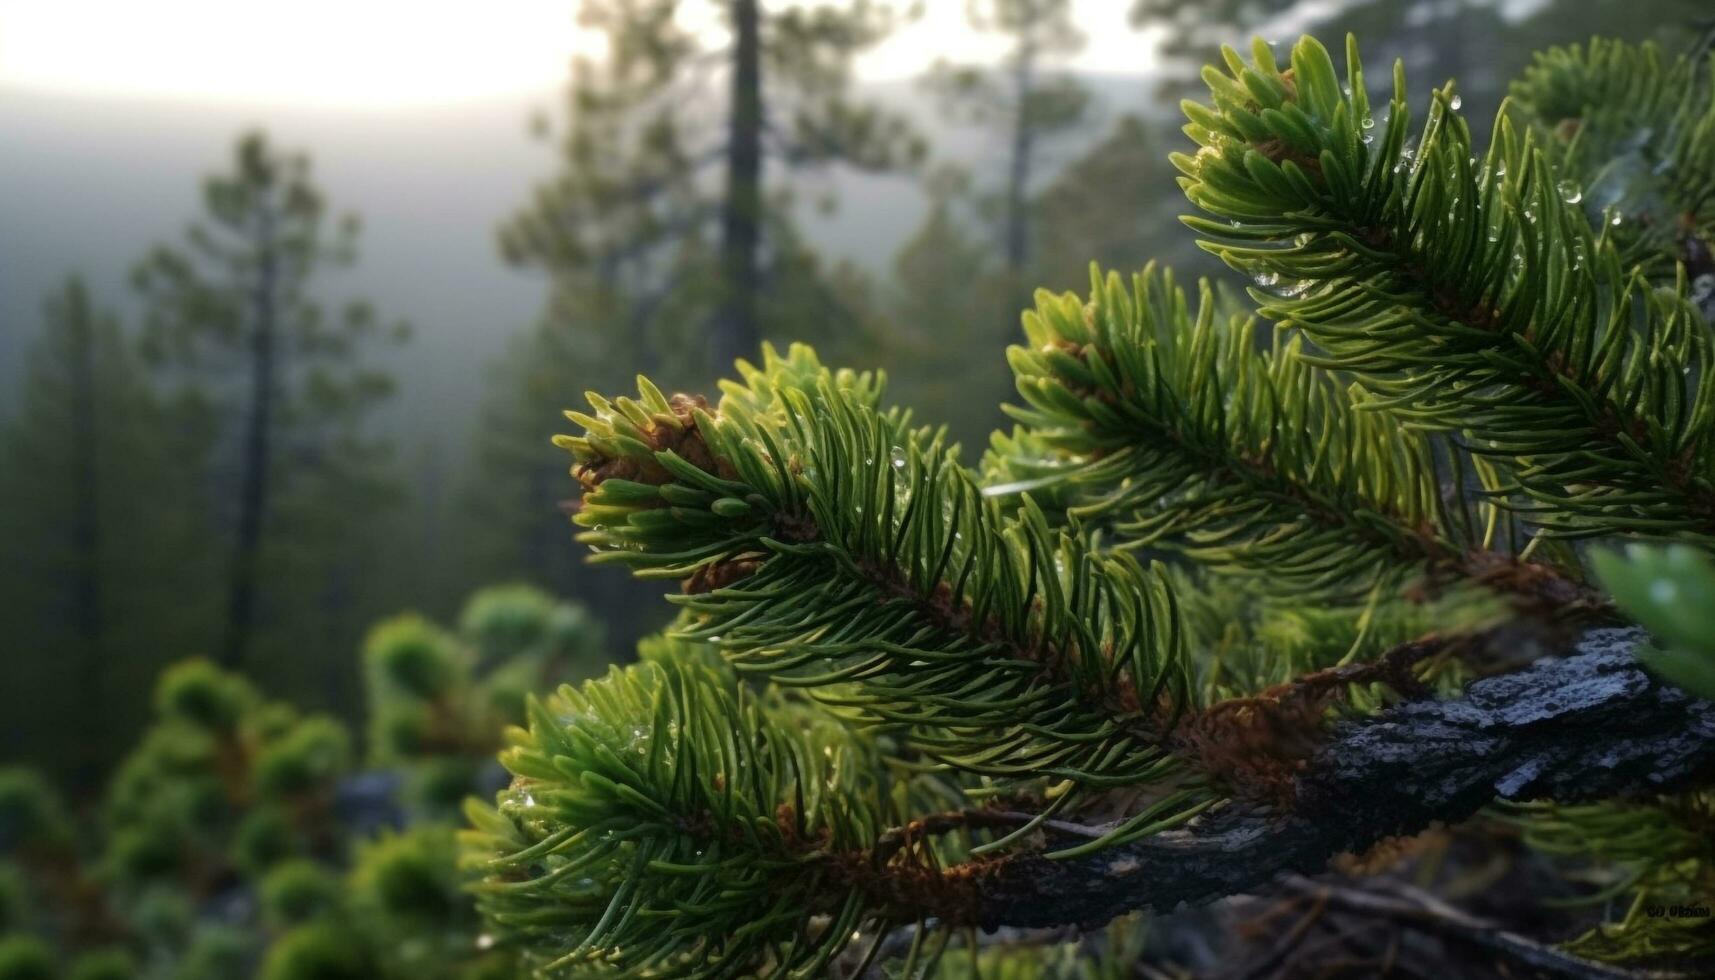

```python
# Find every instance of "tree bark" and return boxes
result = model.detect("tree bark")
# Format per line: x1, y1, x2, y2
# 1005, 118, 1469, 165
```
66, 281, 104, 788
221, 205, 278, 669
942, 628, 1715, 931
1003, 31, 1038, 325
710, 0, 764, 374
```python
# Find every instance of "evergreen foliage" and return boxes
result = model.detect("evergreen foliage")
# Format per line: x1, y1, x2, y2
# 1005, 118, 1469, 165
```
985, 263, 1525, 605
1511, 37, 1715, 294
0, 935, 55, 980
924, 0, 1089, 315
7, 11, 1715, 978
102, 659, 349, 894
0, 582, 590, 978
923, 916, 1148, 979
1030, 116, 1179, 290
474, 1, 921, 618
462, 658, 932, 976
64, 949, 134, 980
557, 348, 1191, 790
1511, 792, 1715, 961
134, 131, 411, 679
879, 169, 1014, 446
1176, 35, 1713, 540
464, 28, 1715, 978
0, 279, 218, 783
499, 0, 921, 384
365, 585, 605, 819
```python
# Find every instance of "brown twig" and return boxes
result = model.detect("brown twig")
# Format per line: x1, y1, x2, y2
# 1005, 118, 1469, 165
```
1279, 876, 1696, 980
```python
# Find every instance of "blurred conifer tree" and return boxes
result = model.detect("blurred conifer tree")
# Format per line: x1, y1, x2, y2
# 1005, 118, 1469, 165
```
133, 133, 410, 707
0, 280, 218, 787
474, 1, 920, 622
925, 0, 1089, 321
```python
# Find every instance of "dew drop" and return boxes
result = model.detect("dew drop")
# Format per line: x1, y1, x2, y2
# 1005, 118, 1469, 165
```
1361, 116, 1376, 130
890, 446, 907, 470
1558, 180, 1583, 204
1449, 94, 1463, 110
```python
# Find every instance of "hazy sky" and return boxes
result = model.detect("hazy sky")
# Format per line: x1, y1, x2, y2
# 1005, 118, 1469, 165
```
0, 1, 1163, 108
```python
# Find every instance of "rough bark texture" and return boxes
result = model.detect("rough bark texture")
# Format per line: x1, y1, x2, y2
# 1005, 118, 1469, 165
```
958, 628, 1715, 931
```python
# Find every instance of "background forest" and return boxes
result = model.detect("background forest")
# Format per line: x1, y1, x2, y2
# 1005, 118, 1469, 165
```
1, 0, 1708, 791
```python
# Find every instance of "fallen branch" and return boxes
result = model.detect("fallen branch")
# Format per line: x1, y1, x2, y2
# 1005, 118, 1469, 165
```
1276, 876, 1691, 980
945, 628, 1715, 931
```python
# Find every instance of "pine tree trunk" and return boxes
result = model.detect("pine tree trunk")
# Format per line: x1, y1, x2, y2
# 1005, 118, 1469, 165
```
1004, 36, 1038, 326
222, 206, 278, 669
711, 0, 764, 373
67, 282, 104, 787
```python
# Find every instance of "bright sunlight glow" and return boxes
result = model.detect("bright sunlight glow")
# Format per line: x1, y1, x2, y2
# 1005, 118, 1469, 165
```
0, 0, 589, 107
0, 1, 1158, 109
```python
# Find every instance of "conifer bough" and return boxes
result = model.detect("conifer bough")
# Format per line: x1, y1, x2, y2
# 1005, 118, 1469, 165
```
1179, 36, 1715, 540
555, 347, 1190, 791
465, 32, 1715, 978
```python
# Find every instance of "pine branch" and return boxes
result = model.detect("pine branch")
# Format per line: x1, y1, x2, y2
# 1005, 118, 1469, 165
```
1507, 791, 1715, 962
984, 261, 1602, 615
461, 659, 924, 978
1510, 38, 1715, 295
1177, 36, 1715, 540
554, 346, 1194, 795
907, 627, 1715, 931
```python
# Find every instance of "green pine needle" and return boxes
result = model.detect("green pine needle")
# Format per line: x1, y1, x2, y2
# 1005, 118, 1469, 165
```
557, 350, 1191, 788
1511, 38, 1715, 287
984, 261, 1528, 602
1177, 35, 1715, 540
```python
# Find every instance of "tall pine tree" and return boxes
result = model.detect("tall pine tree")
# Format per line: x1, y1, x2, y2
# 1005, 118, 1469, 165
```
134, 132, 409, 693
472, 1, 918, 621
0, 279, 217, 786
501, 0, 923, 382
925, 0, 1089, 320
